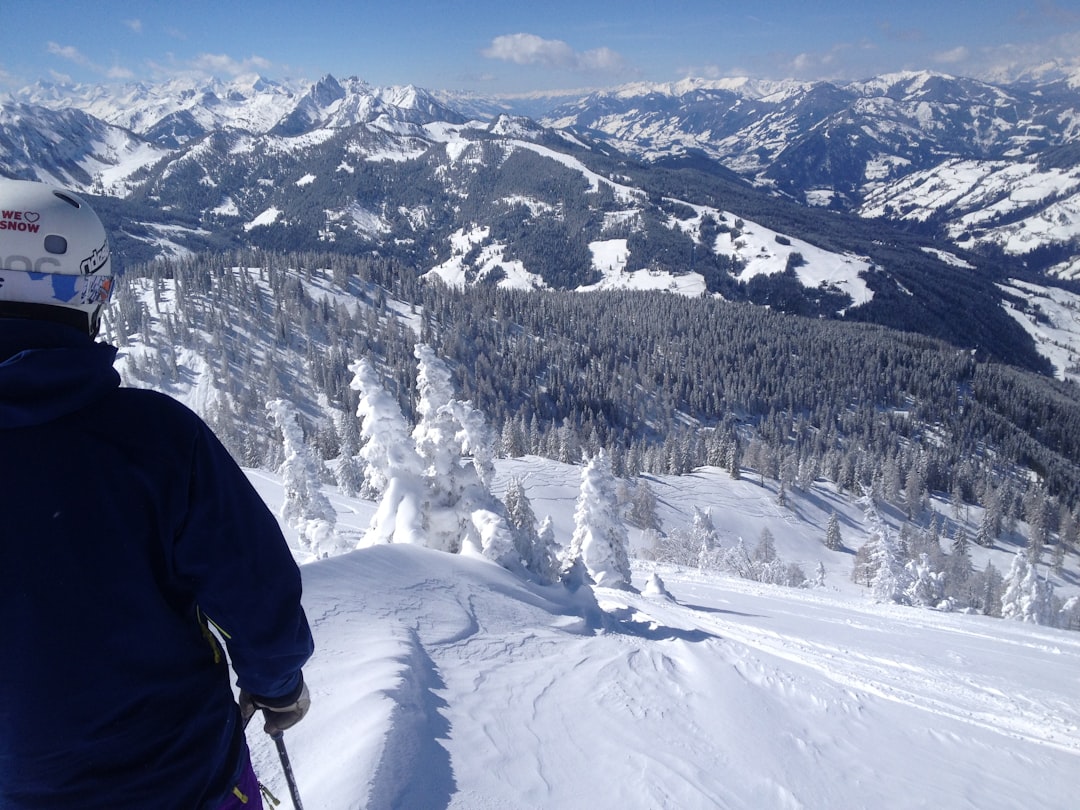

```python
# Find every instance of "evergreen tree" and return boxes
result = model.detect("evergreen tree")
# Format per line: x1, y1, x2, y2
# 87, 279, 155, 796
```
1001, 552, 1053, 625
977, 561, 1004, 617
537, 516, 561, 580
1061, 509, 1078, 555
627, 479, 661, 532
975, 506, 996, 549
944, 526, 974, 601
332, 407, 364, 498
754, 528, 778, 564
689, 507, 719, 551
565, 451, 632, 589
1051, 539, 1066, 574
411, 344, 514, 559
905, 554, 945, 608
267, 398, 339, 556
350, 358, 427, 547
350, 358, 420, 498
860, 493, 911, 603
904, 459, 927, 520
504, 477, 560, 583
824, 511, 844, 551
726, 438, 742, 481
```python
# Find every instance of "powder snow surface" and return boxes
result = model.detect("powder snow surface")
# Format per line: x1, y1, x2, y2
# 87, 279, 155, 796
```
241, 463, 1080, 810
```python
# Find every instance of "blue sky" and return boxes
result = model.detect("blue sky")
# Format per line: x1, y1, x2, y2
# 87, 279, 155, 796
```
3, 0, 1080, 93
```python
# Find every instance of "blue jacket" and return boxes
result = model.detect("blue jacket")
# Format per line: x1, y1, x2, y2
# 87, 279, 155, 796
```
0, 318, 315, 809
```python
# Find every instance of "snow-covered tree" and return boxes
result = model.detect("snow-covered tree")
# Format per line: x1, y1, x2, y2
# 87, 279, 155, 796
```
411, 344, 512, 557
974, 506, 996, 548
904, 458, 927, 519
411, 345, 467, 552
564, 451, 632, 589
332, 407, 364, 497
504, 477, 560, 583
858, 492, 911, 604
537, 516, 561, 580
350, 358, 420, 498
824, 511, 844, 551
690, 507, 719, 551
1001, 551, 1054, 625
726, 438, 742, 481
721, 538, 754, 580
627, 479, 661, 532
355, 345, 518, 565
267, 398, 338, 556
905, 553, 946, 608
469, 509, 519, 569
1051, 539, 1066, 574
657, 506, 718, 568
350, 358, 426, 547
1059, 596, 1080, 631
975, 561, 1004, 617
944, 527, 974, 601
1060, 509, 1078, 555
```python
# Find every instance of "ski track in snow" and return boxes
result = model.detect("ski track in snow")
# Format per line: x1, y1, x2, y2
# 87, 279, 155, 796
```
667, 586, 1080, 755
260, 543, 1080, 809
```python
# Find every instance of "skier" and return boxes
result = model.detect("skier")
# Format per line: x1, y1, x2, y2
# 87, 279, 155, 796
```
0, 178, 315, 809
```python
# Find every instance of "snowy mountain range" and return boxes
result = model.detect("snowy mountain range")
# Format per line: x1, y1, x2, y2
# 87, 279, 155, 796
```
3, 71, 1080, 373
544, 71, 1080, 277
10, 69, 1080, 272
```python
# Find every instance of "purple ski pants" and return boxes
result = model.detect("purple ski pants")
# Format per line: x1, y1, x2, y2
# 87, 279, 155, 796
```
216, 751, 263, 809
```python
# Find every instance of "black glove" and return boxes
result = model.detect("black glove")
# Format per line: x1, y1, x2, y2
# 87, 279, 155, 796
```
240, 677, 311, 735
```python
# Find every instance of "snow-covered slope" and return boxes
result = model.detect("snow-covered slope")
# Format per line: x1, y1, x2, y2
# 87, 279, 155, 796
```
998, 279, 1080, 383
244, 463, 1080, 809
859, 158, 1080, 259
0, 101, 165, 190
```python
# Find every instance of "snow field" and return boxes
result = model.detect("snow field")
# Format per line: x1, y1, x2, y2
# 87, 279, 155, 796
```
242, 461, 1080, 809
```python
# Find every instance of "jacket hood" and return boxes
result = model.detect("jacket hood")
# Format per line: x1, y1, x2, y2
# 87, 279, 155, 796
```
0, 318, 120, 429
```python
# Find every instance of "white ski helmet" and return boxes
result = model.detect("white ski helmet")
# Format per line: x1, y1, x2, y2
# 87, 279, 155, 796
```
0, 178, 113, 335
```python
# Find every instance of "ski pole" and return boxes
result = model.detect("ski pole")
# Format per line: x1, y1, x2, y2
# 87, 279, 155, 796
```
270, 730, 304, 810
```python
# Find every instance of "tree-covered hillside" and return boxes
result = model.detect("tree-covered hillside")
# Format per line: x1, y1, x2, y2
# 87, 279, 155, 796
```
107, 251, 1080, 546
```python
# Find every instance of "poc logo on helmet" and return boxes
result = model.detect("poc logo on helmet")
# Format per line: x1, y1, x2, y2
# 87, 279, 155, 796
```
0, 254, 63, 273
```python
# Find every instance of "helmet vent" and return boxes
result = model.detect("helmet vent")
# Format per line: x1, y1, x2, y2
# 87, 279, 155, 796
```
52, 191, 81, 209
44, 234, 68, 254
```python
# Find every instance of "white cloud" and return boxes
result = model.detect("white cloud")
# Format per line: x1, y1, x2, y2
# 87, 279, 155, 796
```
124, 18, 143, 34
46, 41, 133, 80
785, 43, 855, 78
47, 41, 135, 82
106, 65, 135, 80
962, 31, 1080, 82
483, 33, 628, 74
190, 53, 274, 77
47, 42, 91, 67
934, 46, 970, 65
